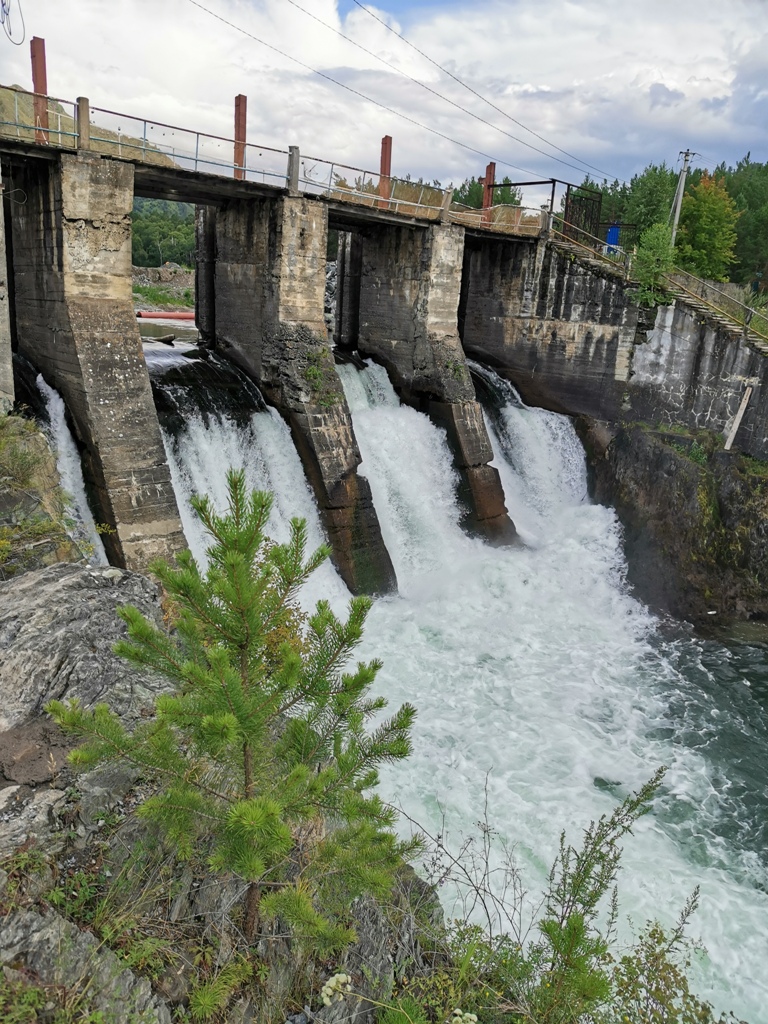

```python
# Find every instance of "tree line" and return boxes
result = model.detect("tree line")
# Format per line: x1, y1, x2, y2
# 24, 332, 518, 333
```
576, 154, 768, 285
132, 198, 195, 268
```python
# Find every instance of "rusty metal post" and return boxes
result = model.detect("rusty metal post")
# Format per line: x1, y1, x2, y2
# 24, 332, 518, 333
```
234, 94, 247, 180
30, 36, 49, 144
76, 97, 90, 151
378, 134, 392, 209
482, 162, 495, 209
479, 161, 495, 226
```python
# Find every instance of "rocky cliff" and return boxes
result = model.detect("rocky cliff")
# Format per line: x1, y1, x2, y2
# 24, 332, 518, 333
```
583, 421, 768, 625
0, 563, 439, 1023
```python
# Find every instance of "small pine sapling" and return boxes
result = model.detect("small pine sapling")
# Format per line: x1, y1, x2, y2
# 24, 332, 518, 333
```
49, 469, 417, 948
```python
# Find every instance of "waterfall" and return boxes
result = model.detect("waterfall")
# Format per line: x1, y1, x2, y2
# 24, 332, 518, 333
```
146, 345, 348, 611
337, 359, 768, 1021
151, 346, 768, 1020
35, 375, 108, 565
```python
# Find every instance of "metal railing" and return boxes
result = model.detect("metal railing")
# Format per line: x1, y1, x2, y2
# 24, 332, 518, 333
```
546, 209, 768, 344
0, 85, 542, 235
663, 268, 768, 345
0, 85, 78, 148
86, 105, 290, 184
550, 215, 634, 276
298, 154, 448, 219
449, 201, 545, 236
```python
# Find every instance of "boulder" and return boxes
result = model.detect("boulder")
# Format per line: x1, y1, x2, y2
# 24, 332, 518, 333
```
0, 561, 170, 732
0, 908, 171, 1023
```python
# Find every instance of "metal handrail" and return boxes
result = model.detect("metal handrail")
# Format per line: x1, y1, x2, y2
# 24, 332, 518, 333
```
550, 220, 632, 275
0, 118, 78, 141
548, 220, 768, 341
663, 271, 768, 345
449, 203, 545, 237
0, 83, 78, 108
88, 104, 288, 157
666, 267, 764, 321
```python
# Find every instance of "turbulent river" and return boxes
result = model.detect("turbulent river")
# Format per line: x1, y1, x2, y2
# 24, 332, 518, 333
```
143, 345, 768, 1021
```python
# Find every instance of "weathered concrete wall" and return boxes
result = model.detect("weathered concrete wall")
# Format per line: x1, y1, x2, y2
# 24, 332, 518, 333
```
210, 194, 396, 594
462, 238, 639, 421
6, 152, 185, 568
628, 302, 768, 459
356, 221, 516, 543
0, 179, 12, 413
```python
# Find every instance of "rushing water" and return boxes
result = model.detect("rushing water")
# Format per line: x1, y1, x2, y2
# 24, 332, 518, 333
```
148, 348, 768, 1020
35, 375, 108, 565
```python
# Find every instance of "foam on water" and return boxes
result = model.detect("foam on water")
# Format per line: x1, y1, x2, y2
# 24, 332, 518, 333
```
161, 408, 348, 611
160, 356, 768, 1019
337, 360, 768, 1021
36, 375, 107, 565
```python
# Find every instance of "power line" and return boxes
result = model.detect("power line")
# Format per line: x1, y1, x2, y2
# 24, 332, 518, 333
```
185, 0, 546, 179
349, 0, 625, 184
1, 0, 26, 45
282, 0, 607, 180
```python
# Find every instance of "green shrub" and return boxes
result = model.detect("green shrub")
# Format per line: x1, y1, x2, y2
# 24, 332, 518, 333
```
634, 223, 675, 307
132, 283, 194, 308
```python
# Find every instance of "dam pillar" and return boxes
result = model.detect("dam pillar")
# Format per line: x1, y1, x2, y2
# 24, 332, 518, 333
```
210, 194, 397, 595
6, 151, 185, 568
335, 230, 362, 350
0, 177, 13, 413
356, 220, 516, 543
195, 204, 216, 345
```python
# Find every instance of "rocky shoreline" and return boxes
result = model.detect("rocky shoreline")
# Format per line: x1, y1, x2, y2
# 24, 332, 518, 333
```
580, 418, 768, 627
0, 562, 438, 1023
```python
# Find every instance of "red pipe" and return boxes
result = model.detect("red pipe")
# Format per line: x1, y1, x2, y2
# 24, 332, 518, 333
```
136, 311, 196, 320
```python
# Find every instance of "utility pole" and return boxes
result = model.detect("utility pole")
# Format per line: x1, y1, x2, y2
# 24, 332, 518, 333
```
670, 149, 694, 248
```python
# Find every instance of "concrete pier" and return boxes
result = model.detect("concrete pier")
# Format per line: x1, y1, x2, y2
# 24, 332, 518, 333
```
207, 193, 397, 594
350, 220, 516, 543
5, 152, 185, 568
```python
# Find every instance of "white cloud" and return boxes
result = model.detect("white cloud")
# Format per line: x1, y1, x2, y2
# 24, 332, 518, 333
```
0, 0, 763, 190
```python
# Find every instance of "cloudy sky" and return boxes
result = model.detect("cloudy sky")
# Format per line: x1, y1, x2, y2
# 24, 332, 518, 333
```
2, 0, 766, 200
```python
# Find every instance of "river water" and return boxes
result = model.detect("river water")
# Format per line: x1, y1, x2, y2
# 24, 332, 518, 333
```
145, 347, 767, 1020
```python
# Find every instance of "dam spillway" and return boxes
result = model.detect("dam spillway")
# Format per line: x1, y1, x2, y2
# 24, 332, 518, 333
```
141, 344, 768, 1021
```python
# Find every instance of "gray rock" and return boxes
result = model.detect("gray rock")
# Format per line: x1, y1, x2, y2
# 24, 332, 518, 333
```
0, 561, 171, 731
0, 908, 171, 1023
0, 785, 68, 859
78, 762, 141, 827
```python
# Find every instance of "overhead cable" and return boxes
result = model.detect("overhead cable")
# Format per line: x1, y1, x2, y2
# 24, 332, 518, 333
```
185, 0, 544, 179
1, 0, 26, 45
349, 0, 625, 184
283, 0, 608, 180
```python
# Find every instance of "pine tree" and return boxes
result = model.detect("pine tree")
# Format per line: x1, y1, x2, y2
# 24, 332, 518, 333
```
49, 469, 417, 948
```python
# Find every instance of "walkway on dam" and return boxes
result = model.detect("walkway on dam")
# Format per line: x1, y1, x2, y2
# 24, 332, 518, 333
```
4, 83, 765, 351
0, 84, 548, 238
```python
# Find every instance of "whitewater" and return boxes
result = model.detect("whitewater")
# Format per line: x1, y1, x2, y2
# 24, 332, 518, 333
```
149, 349, 767, 1020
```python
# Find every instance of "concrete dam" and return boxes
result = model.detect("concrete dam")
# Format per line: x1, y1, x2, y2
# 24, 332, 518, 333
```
2, 132, 767, 593
3, 103, 768, 1022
